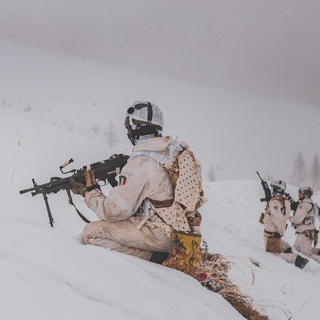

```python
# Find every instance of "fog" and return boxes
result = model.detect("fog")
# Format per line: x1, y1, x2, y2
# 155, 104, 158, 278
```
1, 0, 320, 106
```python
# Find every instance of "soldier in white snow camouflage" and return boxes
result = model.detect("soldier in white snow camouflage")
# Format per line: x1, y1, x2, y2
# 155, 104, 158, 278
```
261, 180, 309, 269
70, 101, 205, 264
290, 186, 320, 263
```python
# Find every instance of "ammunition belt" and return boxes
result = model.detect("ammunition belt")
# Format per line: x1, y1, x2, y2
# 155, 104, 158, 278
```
264, 230, 282, 238
296, 229, 316, 240
292, 216, 314, 230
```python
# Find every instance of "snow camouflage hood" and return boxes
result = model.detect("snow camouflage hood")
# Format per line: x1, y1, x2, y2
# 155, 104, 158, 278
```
133, 135, 174, 152
128, 136, 182, 165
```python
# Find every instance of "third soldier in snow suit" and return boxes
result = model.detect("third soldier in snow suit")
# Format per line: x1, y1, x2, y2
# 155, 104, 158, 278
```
261, 180, 309, 269
290, 186, 320, 263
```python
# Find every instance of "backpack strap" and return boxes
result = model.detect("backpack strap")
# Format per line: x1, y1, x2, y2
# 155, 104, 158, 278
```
264, 230, 282, 238
307, 203, 314, 214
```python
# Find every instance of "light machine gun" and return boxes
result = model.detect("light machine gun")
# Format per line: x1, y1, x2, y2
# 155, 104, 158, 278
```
20, 154, 129, 227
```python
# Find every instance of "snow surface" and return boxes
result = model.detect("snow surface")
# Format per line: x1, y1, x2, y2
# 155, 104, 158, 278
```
1, 39, 320, 320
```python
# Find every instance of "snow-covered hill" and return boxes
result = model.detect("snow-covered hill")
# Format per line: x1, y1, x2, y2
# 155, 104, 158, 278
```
2, 110, 320, 319
2, 39, 320, 319
1, 38, 320, 183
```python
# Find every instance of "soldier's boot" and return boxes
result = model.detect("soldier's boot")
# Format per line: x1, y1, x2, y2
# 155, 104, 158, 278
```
150, 252, 169, 264
295, 255, 309, 269
284, 247, 293, 254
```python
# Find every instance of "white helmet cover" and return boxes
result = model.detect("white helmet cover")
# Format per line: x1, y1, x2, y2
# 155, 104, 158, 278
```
270, 180, 286, 193
124, 101, 164, 131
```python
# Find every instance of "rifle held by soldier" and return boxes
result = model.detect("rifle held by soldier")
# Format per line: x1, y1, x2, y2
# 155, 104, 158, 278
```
256, 171, 272, 205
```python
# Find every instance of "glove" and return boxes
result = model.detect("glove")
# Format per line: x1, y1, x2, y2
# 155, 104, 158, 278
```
291, 201, 299, 211
69, 178, 88, 197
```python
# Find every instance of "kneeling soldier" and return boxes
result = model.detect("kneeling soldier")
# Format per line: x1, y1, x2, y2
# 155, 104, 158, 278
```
261, 180, 308, 269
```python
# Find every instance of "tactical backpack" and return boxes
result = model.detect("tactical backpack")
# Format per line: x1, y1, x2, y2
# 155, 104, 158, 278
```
154, 142, 207, 233
157, 142, 207, 276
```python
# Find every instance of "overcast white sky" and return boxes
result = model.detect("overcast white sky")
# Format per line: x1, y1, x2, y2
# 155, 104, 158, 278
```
1, 0, 320, 106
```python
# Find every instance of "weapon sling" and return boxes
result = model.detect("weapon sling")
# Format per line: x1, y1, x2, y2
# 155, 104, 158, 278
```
66, 189, 91, 224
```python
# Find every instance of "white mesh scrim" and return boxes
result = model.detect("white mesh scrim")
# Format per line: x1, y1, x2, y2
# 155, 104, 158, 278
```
126, 101, 164, 130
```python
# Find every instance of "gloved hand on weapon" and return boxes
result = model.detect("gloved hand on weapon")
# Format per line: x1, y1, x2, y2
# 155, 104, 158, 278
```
69, 170, 99, 197
290, 201, 299, 211
69, 178, 88, 197
284, 192, 299, 211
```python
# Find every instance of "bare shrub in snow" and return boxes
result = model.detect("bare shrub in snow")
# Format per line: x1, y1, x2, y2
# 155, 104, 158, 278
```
208, 165, 215, 182
24, 104, 32, 112
91, 125, 100, 135
104, 120, 119, 148
198, 241, 272, 320
310, 153, 320, 191
292, 151, 306, 186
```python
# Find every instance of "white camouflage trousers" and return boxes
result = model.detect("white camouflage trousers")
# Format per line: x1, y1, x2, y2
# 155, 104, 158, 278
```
293, 233, 320, 263
82, 220, 176, 261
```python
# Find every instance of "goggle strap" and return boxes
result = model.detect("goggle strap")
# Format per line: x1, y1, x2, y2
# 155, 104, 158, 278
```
147, 102, 153, 123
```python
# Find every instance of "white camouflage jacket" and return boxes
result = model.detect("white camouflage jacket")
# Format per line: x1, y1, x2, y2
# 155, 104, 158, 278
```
290, 198, 315, 233
84, 136, 204, 238
264, 196, 291, 236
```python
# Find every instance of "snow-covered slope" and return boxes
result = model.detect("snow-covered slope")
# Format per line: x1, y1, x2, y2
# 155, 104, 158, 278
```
2, 111, 320, 319
1, 38, 320, 182
2, 117, 243, 320
203, 180, 320, 319
0, 217, 243, 320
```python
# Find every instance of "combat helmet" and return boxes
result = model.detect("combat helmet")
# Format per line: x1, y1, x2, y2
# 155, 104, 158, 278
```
299, 186, 313, 198
124, 101, 164, 145
270, 180, 286, 196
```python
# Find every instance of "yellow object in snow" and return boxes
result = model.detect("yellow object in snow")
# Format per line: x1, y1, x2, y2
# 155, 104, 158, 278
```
162, 231, 202, 277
